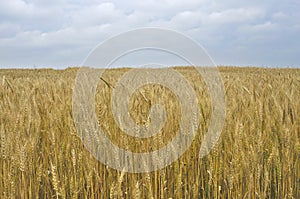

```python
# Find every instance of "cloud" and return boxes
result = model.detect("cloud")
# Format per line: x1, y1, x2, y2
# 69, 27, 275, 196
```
240, 21, 277, 33
0, 0, 65, 32
0, 0, 299, 68
272, 11, 287, 20
207, 7, 264, 24
0, 22, 20, 38
71, 2, 124, 27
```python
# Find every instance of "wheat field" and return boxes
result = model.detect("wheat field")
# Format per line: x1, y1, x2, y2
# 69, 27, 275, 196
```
0, 67, 299, 198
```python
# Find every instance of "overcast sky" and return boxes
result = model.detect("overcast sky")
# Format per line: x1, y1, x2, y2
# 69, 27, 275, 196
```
0, 0, 299, 68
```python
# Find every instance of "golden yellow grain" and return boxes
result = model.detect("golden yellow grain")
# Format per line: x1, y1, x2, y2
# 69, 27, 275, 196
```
0, 67, 298, 198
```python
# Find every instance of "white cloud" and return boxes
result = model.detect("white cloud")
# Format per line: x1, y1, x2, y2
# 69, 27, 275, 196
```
0, 22, 20, 38
0, 0, 58, 21
241, 21, 277, 33
0, 0, 34, 18
207, 7, 264, 24
272, 12, 287, 19
169, 11, 203, 30
71, 2, 123, 27
0, 0, 299, 68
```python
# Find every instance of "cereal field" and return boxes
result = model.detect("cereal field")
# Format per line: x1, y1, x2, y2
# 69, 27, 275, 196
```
0, 67, 299, 198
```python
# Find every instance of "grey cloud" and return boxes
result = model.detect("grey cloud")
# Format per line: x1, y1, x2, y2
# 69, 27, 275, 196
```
0, 0, 299, 68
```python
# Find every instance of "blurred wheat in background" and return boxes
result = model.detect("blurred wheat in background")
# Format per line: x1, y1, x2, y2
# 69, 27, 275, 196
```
0, 67, 299, 198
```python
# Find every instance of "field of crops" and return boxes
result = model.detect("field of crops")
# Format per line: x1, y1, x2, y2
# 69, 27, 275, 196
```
0, 67, 299, 198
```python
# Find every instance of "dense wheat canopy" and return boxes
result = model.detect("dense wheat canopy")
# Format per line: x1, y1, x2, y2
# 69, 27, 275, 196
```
0, 67, 299, 198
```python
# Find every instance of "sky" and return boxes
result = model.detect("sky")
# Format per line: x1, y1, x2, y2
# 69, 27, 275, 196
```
0, 0, 299, 68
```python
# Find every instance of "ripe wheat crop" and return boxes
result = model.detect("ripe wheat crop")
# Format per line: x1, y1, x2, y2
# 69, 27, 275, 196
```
0, 67, 299, 198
